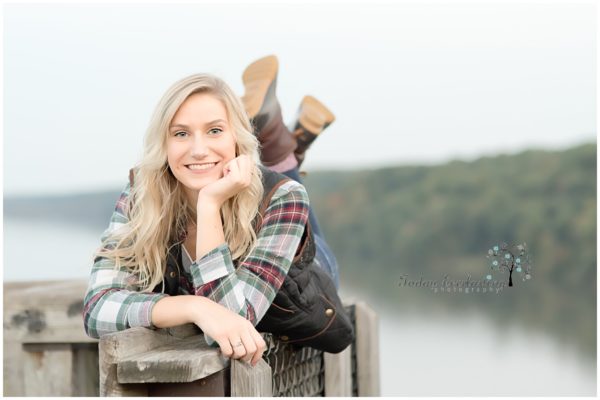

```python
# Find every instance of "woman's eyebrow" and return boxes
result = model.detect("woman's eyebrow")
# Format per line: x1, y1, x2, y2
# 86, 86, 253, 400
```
169, 119, 227, 130
169, 123, 189, 130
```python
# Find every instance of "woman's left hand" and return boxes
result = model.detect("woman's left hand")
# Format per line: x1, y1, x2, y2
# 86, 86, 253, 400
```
198, 155, 253, 207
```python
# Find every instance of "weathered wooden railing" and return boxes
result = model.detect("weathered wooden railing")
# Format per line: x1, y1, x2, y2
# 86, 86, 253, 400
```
4, 279, 379, 397
4, 280, 98, 396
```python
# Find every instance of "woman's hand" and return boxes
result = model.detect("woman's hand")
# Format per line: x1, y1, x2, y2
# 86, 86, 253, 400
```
198, 155, 253, 208
192, 297, 267, 366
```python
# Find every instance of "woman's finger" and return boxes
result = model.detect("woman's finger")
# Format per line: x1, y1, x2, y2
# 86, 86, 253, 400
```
225, 157, 239, 177
249, 329, 267, 366
232, 156, 251, 185
239, 330, 257, 364
229, 336, 247, 360
215, 337, 234, 359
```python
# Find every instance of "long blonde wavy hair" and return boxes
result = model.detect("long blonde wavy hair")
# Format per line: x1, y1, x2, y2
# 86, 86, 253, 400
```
96, 74, 264, 293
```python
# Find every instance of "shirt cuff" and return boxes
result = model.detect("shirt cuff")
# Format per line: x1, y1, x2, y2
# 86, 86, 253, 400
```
190, 243, 235, 287
128, 292, 170, 330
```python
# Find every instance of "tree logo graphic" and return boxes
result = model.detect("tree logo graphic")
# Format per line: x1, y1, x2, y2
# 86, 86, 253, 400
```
486, 242, 532, 287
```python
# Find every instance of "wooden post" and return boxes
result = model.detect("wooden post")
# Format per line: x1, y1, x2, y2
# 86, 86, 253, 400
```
99, 328, 152, 396
21, 342, 99, 396
72, 343, 100, 396
3, 280, 98, 396
22, 343, 73, 396
99, 326, 198, 396
230, 358, 272, 397
323, 346, 353, 396
99, 324, 233, 396
354, 301, 380, 396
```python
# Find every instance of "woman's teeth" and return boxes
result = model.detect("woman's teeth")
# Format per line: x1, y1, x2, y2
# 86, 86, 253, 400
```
187, 163, 216, 170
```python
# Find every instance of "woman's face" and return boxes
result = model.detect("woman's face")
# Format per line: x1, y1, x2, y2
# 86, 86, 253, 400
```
167, 92, 237, 196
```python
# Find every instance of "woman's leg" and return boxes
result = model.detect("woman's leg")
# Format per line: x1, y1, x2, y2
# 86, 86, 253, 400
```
280, 167, 323, 236
241, 54, 340, 288
241, 55, 335, 169
282, 167, 340, 290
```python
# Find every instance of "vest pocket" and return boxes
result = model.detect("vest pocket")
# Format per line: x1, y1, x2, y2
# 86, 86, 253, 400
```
270, 301, 296, 314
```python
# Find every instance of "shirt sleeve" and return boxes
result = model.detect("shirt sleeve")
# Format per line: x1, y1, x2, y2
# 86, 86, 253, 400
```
82, 181, 169, 339
190, 180, 309, 346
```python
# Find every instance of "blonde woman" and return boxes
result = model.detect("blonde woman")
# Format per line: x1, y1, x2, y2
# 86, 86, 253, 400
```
83, 56, 338, 367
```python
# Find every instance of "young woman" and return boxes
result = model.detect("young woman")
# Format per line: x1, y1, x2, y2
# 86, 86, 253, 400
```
83, 55, 338, 368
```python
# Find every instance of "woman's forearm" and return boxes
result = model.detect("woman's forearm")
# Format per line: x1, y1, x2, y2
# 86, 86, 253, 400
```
196, 199, 226, 259
151, 295, 208, 328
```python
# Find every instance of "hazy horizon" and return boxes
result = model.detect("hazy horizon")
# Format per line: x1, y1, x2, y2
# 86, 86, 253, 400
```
1, 139, 594, 198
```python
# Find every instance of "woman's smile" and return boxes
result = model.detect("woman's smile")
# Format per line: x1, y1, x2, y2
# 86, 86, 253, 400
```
186, 161, 219, 173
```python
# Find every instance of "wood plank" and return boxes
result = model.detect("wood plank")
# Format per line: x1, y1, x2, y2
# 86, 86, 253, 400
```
22, 343, 73, 396
324, 345, 353, 396
355, 301, 380, 396
3, 338, 24, 396
99, 325, 204, 396
230, 359, 272, 397
101, 327, 169, 396
147, 369, 229, 396
4, 279, 96, 344
117, 335, 229, 383
72, 343, 100, 396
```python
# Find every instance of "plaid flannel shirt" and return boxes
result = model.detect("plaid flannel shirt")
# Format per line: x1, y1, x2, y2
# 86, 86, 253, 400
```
83, 178, 309, 346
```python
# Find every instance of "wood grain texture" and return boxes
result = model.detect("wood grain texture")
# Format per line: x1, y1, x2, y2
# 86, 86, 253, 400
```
22, 343, 73, 396
230, 358, 272, 397
100, 327, 179, 396
146, 369, 229, 396
4, 280, 97, 396
117, 334, 229, 383
355, 301, 380, 396
324, 345, 353, 396
4, 280, 95, 344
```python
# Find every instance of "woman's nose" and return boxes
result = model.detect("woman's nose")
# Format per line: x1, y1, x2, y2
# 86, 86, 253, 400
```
190, 134, 209, 158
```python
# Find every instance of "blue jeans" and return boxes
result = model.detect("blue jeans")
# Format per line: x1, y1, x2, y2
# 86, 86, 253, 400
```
282, 168, 340, 289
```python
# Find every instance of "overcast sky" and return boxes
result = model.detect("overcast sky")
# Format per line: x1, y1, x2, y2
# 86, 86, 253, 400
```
3, 1, 596, 195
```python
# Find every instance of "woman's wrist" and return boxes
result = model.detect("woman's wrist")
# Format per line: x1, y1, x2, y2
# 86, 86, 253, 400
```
186, 295, 210, 326
197, 191, 224, 211
152, 295, 209, 328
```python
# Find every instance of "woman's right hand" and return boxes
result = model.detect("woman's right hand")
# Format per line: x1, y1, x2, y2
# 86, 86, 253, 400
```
197, 155, 253, 208
192, 296, 267, 366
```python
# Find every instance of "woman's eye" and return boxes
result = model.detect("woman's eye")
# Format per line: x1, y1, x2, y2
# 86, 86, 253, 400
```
208, 128, 223, 135
174, 131, 187, 137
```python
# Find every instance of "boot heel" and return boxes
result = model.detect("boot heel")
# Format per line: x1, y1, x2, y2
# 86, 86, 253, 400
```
292, 95, 336, 167
241, 55, 279, 118
298, 95, 336, 134
241, 54, 297, 165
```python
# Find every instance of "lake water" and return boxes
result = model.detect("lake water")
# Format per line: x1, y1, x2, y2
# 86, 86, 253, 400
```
3, 219, 596, 395
3, 219, 101, 282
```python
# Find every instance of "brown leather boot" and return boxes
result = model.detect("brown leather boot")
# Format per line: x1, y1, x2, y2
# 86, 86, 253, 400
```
290, 95, 336, 167
241, 55, 297, 166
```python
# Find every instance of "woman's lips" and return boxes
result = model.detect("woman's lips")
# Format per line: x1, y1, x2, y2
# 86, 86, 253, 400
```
185, 162, 218, 173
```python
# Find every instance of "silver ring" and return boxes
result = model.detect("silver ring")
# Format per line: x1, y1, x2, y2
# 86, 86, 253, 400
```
233, 341, 243, 347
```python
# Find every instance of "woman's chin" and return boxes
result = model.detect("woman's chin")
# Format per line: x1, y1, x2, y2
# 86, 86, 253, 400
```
183, 176, 219, 191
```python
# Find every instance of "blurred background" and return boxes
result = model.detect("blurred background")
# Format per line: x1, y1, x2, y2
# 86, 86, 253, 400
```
3, 1, 596, 395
